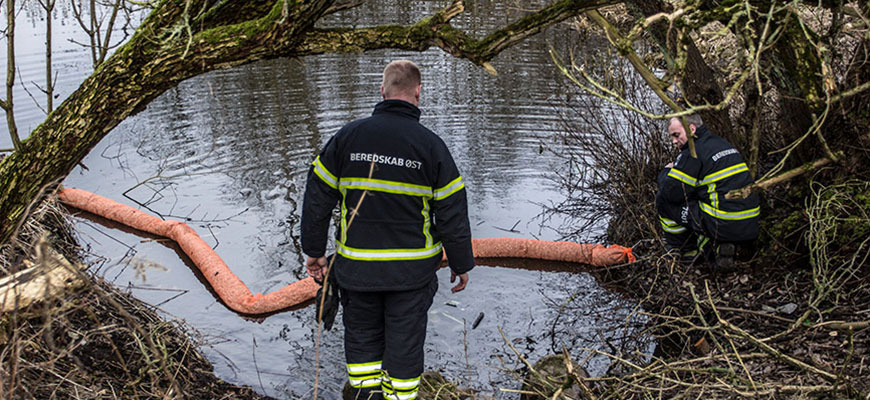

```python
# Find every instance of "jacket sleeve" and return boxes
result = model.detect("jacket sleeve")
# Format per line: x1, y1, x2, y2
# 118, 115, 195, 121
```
301, 136, 342, 258
431, 141, 475, 275
658, 151, 702, 203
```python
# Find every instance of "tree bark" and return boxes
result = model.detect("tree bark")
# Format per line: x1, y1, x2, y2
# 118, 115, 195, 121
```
767, 14, 826, 165
626, 0, 734, 138
0, 0, 613, 245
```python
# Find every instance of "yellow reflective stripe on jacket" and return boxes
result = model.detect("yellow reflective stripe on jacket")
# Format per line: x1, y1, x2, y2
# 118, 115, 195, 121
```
700, 202, 760, 220
708, 183, 718, 209
422, 197, 432, 247
339, 177, 433, 197
312, 156, 338, 189
659, 216, 687, 234
700, 163, 749, 185
337, 242, 443, 261
433, 176, 465, 200
667, 168, 698, 187
339, 187, 349, 243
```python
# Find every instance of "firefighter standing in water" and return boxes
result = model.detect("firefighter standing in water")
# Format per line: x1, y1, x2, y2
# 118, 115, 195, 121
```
301, 60, 475, 399
657, 113, 760, 269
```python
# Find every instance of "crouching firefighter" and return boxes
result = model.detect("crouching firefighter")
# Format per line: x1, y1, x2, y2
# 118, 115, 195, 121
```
657, 113, 760, 269
301, 60, 475, 399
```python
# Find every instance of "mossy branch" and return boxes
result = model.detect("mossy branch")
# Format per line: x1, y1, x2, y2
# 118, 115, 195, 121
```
584, 9, 698, 157
298, 0, 614, 75
725, 153, 842, 199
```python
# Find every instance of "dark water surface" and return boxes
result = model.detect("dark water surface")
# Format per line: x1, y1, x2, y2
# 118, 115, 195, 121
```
4, 2, 649, 398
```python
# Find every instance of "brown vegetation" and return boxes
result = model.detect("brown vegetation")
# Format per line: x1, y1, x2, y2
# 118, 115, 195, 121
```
0, 198, 273, 400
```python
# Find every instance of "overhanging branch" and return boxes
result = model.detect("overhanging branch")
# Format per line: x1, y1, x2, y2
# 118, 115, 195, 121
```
296, 0, 615, 75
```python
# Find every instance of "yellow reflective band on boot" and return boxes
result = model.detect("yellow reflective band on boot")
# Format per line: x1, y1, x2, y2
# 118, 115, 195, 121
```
700, 202, 760, 220
700, 163, 749, 185
667, 168, 698, 187
313, 156, 338, 189
434, 176, 465, 200
337, 242, 443, 261
340, 177, 434, 197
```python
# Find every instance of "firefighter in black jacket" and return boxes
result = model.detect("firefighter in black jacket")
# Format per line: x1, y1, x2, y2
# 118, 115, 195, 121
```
301, 60, 475, 399
657, 113, 760, 268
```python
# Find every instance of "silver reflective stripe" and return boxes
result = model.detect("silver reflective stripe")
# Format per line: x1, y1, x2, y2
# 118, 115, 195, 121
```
422, 197, 432, 247
383, 391, 417, 400
661, 223, 687, 234
700, 202, 760, 220
659, 216, 687, 234
659, 217, 678, 225
708, 183, 718, 209
349, 376, 381, 388
389, 378, 420, 389
700, 163, 749, 185
340, 187, 348, 243
667, 168, 698, 187
434, 176, 465, 200
312, 156, 338, 189
338, 242, 443, 261
347, 362, 382, 373
340, 178, 432, 197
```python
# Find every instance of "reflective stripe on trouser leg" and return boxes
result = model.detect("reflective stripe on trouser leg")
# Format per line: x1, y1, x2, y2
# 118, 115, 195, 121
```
341, 289, 387, 396
347, 361, 383, 388
381, 276, 438, 400
382, 375, 421, 400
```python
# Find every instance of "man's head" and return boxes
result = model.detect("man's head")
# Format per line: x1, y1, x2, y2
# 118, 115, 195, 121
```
381, 60, 422, 106
667, 113, 703, 148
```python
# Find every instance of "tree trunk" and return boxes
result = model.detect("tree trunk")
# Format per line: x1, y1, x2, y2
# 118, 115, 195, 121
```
627, 0, 734, 138
766, 13, 827, 165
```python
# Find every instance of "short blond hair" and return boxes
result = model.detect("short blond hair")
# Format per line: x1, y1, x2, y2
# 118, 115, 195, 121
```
382, 60, 421, 98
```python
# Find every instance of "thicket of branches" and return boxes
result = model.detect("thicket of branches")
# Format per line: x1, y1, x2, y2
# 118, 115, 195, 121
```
532, 0, 870, 398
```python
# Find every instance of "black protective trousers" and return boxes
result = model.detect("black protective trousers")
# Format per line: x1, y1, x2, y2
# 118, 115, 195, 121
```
657, 198, 705, 250
340, 276, 438, 400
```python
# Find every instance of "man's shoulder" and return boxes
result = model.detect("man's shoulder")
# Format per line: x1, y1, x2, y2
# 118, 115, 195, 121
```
697, 130, 734, 156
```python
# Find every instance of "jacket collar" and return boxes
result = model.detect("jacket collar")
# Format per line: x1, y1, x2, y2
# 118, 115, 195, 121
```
681, 124, 709, 150
373, 99, 421, 121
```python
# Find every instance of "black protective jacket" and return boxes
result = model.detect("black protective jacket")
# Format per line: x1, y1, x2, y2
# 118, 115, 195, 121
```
301, 100, 475, 291
657, 125, 760, 241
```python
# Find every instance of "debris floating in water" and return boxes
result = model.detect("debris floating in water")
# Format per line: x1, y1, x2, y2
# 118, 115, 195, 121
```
440, 311, 463, 325
472, 312, 484, 329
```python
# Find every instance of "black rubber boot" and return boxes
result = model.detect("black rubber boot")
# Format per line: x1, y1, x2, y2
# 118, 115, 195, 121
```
714, 243, 736, 272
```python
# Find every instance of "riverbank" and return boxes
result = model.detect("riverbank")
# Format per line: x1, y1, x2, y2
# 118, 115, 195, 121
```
3, 184, 868, 399
0, 199, 275, 400
570, 178, 870, 399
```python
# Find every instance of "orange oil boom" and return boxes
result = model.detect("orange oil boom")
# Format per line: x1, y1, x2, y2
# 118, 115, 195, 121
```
59, 188, 634, 315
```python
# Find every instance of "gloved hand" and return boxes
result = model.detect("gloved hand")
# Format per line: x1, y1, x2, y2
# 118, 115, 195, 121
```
314, 255, 339, 330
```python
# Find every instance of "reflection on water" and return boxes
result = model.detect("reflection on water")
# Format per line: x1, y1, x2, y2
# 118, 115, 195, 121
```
7, 1, 648, 398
